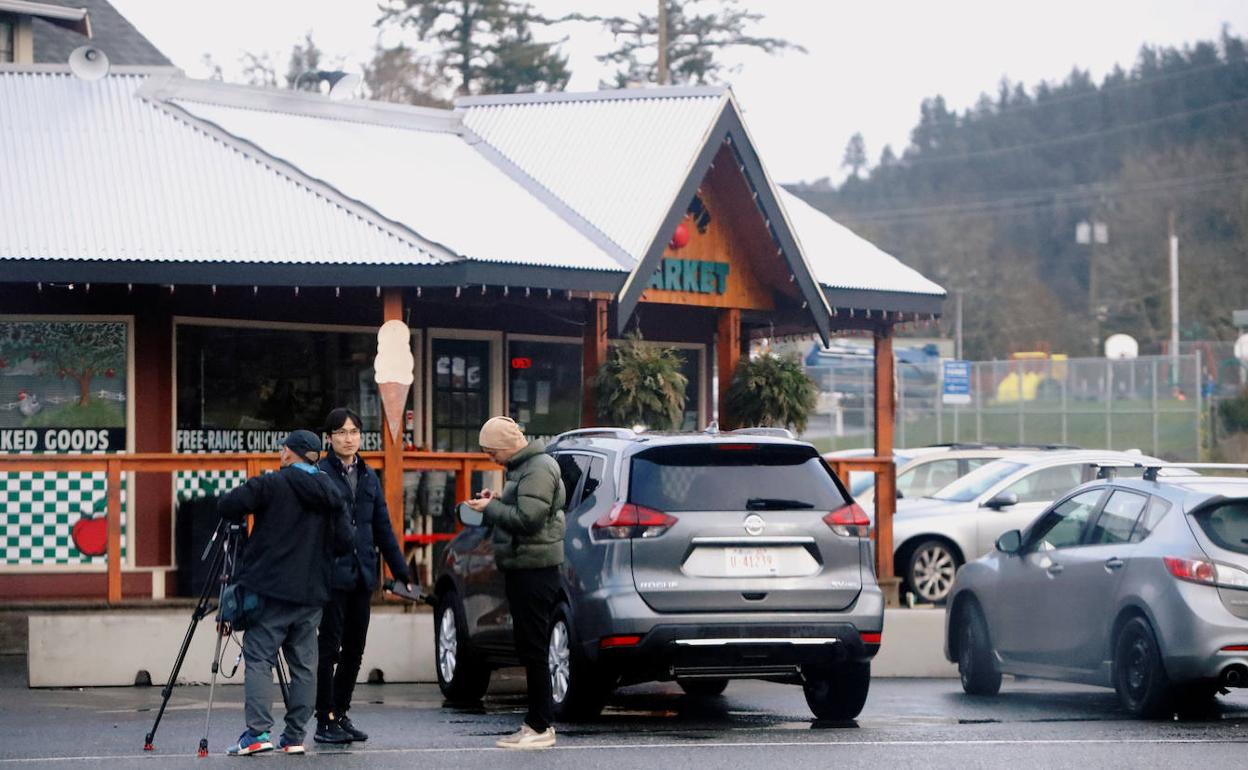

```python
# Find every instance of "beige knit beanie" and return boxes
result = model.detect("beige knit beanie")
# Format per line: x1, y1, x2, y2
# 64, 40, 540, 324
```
479, 416, 527, 450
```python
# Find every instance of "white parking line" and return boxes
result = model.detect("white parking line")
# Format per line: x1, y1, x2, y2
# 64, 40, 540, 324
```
2, 737, 1247, 763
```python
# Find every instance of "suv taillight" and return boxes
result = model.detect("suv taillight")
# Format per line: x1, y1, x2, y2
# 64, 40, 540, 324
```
1163, 556, 1248, 589
593, 503, 677, 539
824, 502, 871, 537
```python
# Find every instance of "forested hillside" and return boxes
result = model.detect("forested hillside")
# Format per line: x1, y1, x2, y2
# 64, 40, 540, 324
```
790, 29, 1248, 360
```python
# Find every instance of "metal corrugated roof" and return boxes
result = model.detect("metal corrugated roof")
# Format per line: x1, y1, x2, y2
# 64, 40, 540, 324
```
169, 96, 626, 272
777, 188, 946, 298
458, 88, 727, 261
0, 69, 440, 265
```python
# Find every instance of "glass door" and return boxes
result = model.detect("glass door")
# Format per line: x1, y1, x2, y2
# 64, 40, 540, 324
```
432, 339, 491, 452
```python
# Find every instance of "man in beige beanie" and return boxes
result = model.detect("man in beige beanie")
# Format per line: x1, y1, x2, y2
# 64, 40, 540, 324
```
463, 416, 565, 749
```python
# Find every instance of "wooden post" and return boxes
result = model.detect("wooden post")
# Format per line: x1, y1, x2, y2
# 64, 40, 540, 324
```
106, 457, 122, 604
381, 288, 406, 578
455, 459, 473, 510
873, 327, 900, 605
582, 299, 609, 427
717, 308, 741, 429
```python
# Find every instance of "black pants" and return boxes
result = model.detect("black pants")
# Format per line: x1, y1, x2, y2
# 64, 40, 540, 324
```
315, 582, 372, 719
504, 565, 560, 733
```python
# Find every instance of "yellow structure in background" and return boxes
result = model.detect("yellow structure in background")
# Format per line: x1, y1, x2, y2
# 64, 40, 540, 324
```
996, 352, 1068, 402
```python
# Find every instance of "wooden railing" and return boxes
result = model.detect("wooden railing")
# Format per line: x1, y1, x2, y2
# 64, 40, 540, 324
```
0, 451, 496, 604
826, 456, 897, 587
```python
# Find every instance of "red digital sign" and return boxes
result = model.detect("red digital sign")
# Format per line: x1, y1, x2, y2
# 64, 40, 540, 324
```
511, 357, 533, 370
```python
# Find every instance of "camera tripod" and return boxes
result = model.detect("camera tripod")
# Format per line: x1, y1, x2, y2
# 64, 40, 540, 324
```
142, 517, 289, 756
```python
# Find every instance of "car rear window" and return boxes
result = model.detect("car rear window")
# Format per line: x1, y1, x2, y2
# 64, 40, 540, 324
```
629, 444, 848, 512
1192, 501, 1248, 555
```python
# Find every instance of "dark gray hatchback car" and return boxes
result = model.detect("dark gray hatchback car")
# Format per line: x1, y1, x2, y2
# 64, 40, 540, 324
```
432, 427, 884, 720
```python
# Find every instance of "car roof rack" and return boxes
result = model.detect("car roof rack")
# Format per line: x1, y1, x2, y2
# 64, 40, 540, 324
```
724, 427, 795, 439
1090, 461, 1248, 482
548, 427, 637, 446
1140, 462, 1248, 482
925, 442, 1080, 451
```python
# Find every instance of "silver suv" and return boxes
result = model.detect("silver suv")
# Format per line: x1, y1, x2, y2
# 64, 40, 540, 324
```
432, 428, 884, 721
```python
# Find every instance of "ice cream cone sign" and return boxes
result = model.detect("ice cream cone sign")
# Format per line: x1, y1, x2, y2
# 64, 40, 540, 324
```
374, 320, 415, 442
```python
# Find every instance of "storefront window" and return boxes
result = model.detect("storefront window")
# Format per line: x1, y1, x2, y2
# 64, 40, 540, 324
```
1, 319, 130, 566
508, 339, 582, 439
175, 324, 382, 452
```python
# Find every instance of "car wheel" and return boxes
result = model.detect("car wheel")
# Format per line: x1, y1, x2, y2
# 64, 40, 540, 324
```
434, 590, 491, 703
547, 605, 615, 721
679, 678, 729, 697
1113, 616, 1173, 718
906, 539, 960, 605
956, 602, 1002, 696
802, 660, 871, 721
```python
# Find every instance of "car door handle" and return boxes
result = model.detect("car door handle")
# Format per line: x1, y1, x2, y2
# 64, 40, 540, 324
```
1046, 563, 1064, 576
1105, 557, 1125, 571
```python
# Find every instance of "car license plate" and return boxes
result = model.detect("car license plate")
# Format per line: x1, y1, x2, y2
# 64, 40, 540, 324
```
724, 547, 778, 576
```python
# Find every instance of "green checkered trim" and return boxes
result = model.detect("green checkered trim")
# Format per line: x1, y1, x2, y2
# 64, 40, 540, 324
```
175, 470, 247, 502
1, 471, 127, 566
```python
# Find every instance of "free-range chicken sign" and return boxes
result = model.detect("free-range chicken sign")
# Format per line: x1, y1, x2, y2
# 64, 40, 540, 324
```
0, 320, 128, 450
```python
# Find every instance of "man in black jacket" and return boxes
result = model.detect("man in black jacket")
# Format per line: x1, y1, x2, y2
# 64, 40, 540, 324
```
217, 429, 351, 756
314, 408, 415, 744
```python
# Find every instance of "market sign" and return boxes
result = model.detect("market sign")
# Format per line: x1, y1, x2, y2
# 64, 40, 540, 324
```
647, 259, 730, 295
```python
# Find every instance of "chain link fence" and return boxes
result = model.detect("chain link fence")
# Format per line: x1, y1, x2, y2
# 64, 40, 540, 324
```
803, 353, 1203, 460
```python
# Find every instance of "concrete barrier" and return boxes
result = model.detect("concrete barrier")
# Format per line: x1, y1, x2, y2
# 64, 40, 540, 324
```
28, 606, 955, 687
28, 608, 435, 688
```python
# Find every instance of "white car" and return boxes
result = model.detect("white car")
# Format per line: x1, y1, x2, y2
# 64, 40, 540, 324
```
892, 450, 1180, 604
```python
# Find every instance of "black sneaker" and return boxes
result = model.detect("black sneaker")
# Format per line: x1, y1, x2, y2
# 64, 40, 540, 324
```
313, 716, 353, 744
337, 714, 368, 742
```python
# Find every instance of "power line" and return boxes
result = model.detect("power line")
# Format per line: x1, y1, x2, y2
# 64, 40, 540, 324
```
828, 169, 1248, 225
885, 95, 1248, 168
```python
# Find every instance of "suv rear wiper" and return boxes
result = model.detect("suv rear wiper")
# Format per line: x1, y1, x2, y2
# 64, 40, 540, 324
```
746, 498, 815, 510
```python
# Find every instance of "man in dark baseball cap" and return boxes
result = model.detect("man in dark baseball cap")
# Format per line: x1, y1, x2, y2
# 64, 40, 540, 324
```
218, 429, 352, 756
282, 429, 322, 464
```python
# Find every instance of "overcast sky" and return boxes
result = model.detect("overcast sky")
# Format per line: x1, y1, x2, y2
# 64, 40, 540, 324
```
110, 0, 1247, 185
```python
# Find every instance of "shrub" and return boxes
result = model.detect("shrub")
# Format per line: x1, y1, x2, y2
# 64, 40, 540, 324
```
595, 332, 688, 430
725, 353, 818, 433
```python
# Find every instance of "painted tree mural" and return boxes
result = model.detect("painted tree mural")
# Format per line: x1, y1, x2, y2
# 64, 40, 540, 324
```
0, 322, 126, 407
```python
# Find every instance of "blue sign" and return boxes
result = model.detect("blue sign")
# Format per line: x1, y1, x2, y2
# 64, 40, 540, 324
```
942, 360, 972, 405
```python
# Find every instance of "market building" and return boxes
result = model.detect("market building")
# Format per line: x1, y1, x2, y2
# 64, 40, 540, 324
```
0, 4, 945, 603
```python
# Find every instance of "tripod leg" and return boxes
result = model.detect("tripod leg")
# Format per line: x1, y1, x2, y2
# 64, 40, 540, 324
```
144, 540, 226, 751
198, 615, 230, 758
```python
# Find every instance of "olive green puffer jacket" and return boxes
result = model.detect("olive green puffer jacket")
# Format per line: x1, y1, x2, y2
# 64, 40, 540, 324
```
482, 440, 566, 570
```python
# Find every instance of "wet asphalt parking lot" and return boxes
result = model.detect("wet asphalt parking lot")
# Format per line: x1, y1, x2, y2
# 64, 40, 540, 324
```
1, 660, 1246, 769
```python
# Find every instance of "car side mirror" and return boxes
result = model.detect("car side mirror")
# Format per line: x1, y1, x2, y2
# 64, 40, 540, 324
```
996, 529, 1023, 554
457, 501, 484, 527
984, 491, 1019, 510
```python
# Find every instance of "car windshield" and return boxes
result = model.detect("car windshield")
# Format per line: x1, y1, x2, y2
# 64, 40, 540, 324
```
631, 444, 848, 512
929, 461, 1025, 502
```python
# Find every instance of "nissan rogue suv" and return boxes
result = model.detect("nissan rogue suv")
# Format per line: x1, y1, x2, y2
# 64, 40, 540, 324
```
432, 427, 884, 721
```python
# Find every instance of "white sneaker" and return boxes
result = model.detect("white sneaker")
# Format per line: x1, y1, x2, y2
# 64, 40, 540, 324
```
496, 724, 556, 750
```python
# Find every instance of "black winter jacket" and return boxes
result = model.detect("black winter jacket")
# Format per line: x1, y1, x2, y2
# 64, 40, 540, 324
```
318, 453, 411, 591
218, 463, 352, 606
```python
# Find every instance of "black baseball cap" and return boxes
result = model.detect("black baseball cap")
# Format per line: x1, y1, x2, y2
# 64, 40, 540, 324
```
282, 429, 322, 458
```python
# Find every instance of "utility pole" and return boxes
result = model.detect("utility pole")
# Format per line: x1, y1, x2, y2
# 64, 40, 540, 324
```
657, 0, 669, 85
1169, 211, 1180, 386
955, 290, 964, 360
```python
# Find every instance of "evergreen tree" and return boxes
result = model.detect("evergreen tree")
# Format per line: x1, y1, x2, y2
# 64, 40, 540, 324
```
375, 0, 570, 95
842, 132, 868, 179
577, 0, 804, 86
